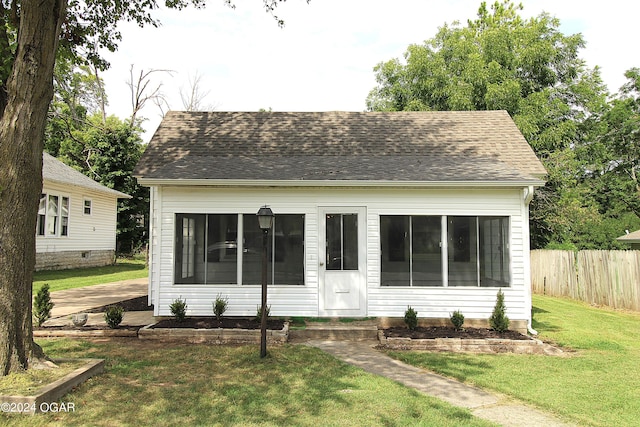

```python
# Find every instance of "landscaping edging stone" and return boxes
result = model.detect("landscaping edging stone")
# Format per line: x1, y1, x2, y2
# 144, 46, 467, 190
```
34, 329, 139, 338
0, 358, 104, 414
377, 330, 564, 355
138, 322, 289, 344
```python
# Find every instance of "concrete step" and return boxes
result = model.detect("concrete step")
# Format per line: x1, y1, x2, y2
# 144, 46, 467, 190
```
288, 325, 379, 342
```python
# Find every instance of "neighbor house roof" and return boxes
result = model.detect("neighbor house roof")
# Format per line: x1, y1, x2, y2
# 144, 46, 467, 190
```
617, 229, 640, 243
134, 110, 547, 186
43, 152, 131, 198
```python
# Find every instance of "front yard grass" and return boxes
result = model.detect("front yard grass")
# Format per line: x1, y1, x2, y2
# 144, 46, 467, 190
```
33, 257, 148, 294
1, 339, 496, 427
386, 295, 640, 427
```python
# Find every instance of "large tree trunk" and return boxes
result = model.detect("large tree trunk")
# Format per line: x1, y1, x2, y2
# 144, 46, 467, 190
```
0, 0, 67, 375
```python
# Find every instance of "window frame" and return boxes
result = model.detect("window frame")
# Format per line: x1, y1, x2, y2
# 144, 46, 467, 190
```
173, 213, 305, 286
83, 198, 92, 216
37, 192, 71, 238
380, 215, 510, 288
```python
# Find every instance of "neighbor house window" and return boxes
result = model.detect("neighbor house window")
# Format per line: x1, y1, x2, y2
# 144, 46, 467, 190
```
83, 199, 92, 215
381, 215, 509, 287
37, 193, 70, 237
174, 213, 305, 286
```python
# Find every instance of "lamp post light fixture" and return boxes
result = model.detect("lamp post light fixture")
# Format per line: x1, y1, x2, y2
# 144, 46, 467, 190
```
257, 205, 274, 358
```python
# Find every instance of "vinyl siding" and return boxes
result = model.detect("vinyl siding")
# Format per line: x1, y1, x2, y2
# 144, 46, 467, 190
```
36, 181, 119, 254
150, 185, 532, 323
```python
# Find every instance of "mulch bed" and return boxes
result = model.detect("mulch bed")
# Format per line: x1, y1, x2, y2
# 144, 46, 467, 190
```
383, 326, 531, 340
151, 317, 285, 330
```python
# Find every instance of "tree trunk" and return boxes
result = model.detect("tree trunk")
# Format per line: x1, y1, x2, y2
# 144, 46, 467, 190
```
0, 0, 67, 375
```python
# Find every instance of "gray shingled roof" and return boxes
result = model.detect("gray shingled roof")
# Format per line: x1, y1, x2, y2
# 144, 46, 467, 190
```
43, 152, 131, 198
617, 229, 640, 243
134, 111, 546, 184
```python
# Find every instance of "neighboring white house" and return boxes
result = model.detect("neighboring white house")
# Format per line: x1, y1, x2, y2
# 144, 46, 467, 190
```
36, 152, 131, 271
134, 111, 546, 332
617, 229, 640, 250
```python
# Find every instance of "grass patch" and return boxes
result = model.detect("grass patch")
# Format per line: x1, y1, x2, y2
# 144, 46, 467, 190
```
0, 339, 496, 426
386, 295, 640, 427
0, 360, 86, 395
33, 258, 148, 294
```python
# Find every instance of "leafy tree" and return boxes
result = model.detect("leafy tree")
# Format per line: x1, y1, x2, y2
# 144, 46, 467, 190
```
58, 114, 149, 254
590, 69, 640, 219
0, 0, 301, 375
367, 0, 609, 248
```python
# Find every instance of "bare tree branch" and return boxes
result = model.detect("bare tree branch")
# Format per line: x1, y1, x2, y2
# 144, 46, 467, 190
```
127, 65, 174, 126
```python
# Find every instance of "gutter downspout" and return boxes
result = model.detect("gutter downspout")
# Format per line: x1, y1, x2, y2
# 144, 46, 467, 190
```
524, 185, 538, 335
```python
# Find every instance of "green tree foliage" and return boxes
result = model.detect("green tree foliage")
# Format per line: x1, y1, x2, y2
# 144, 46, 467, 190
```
45, 61, 149, 254
589, 69, 640, 218
1, 0, 301, 375
367, 0, 621, 248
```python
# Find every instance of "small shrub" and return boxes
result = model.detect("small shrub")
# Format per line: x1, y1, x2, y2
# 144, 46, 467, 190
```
450, 310, 465, 331
489, 289, 510, 332
404, 306, 418, 331
33, 284, 54, 327
170, 297, 187, 322
104, 305, 124, 329
255, 304, 270, 322
213, 294, 229, 321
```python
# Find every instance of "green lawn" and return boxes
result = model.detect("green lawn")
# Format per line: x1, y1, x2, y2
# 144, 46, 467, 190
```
1, 340, 496, 427
33, 258, 148, 294
386, 295, 640, 427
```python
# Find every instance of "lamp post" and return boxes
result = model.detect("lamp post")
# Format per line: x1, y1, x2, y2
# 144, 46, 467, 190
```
257, 205, 274, 358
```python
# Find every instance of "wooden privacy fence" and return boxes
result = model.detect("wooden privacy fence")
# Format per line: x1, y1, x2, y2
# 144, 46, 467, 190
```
531, 250, 640, 311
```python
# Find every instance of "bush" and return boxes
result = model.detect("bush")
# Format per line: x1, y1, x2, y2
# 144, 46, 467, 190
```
213, 294, 229, 321
255, 304, 270, 322
450, 310, 465, 331
104, 305, 124, 329
170, 297, 187, 322
404, 306, 418, 331
489, 289, 510, 332
33, 284, 54, 327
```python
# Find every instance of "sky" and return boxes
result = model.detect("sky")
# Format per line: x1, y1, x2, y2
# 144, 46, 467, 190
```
99, 0, 640, 141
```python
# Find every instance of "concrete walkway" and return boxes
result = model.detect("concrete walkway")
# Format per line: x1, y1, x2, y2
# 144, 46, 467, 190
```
44, 277, 154, 327
43, 281, 574, 426
308, 340, 576, 427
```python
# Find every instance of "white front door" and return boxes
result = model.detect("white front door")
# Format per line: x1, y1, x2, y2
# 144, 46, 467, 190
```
319, 207, 366, 317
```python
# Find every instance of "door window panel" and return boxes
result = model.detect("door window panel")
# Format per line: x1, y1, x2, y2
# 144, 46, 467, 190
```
326, 213, 358, 271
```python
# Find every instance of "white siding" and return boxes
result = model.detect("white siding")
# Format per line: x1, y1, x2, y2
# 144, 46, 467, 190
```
36, 181, 119, 254
151, 186, 532, 323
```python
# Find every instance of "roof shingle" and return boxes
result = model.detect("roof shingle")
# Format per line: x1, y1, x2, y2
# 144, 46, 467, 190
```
134, 110, 546, 184
43, 153, 131, 198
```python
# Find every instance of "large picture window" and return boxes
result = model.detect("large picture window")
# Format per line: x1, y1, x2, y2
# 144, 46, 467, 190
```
381, 215, 509, 287
174, 213, 304, 285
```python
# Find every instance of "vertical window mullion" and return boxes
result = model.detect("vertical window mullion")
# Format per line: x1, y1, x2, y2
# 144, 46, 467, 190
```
476, 217, 480, 287
441, 215, 448, 287
271, 216, 275, 285
340, 214, 344, 271
204, 215, 209, 284
237, 214, 243, 286
409, 216, 413, 287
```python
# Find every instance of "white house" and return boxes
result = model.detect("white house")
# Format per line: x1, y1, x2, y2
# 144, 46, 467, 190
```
134, 111, 546, 332
36, 152, 131, 271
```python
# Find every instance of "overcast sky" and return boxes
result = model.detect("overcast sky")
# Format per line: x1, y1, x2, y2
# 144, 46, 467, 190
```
99, 0, 640, 140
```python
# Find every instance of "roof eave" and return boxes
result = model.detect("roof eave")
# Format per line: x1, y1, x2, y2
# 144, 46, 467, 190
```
44, 178, 132, 199
135, 178, 546, 188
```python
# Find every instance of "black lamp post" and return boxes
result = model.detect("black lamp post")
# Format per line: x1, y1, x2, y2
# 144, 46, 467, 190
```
257, 205, 274, 358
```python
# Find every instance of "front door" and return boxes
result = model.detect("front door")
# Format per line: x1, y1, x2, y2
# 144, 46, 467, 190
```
319, 207, 366, 316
